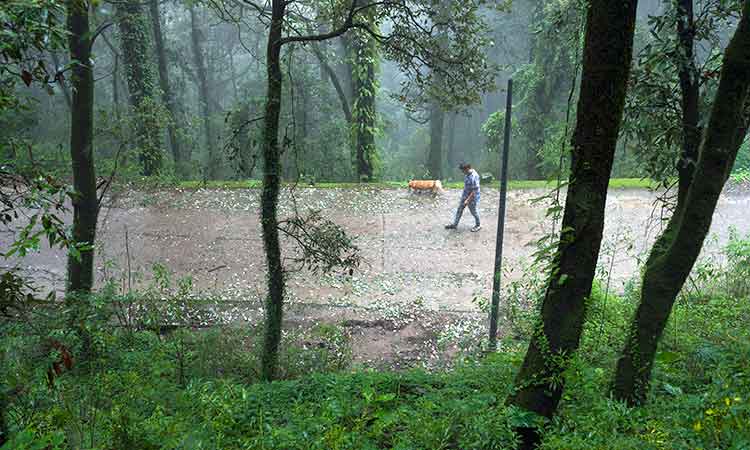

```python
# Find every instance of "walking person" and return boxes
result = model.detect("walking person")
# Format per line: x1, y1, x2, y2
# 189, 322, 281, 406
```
445, 163, 481, 232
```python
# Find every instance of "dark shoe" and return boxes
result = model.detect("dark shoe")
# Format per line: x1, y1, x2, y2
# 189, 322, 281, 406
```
471, 225, 481, 232
445, 224, 457, 229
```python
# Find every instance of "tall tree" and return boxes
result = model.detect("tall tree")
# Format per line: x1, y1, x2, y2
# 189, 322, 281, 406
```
348, 0, 378, 181
613, 1, 750, 406
189, 5, 217, 179
118, 0, 163, 176
425, 0, 451, 180
446, 111, 458, 169
66, 0, 98, 294
149, 0, 186, 176
507, 1, 638, 448
427, 100, 444, 179
518, 0, 575, 180
260, 0, 285, 381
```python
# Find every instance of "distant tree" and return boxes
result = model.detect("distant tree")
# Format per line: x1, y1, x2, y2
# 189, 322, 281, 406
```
613, 1, 750, 406
517, 0, 578, 180
189, 4, 217, 179
506, 1, 638, 448
117, 0, 164, 176
425, 0, 452, 181
149, 0, 187, 176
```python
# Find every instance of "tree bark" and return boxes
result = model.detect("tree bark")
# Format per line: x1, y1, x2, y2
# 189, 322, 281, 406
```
348, 2, 377, 181
260, 0, 285, 382
149, 0, 185, 176
613, 2, 750, 406
118, 0, 163, 176
676, 0, 700, 212
427, 101, 445, 179
231, 101, 255, 178
66, 0, 98, 295
447, 111, 457, 169
507, 1, 638, 447
190, 6, 217, 180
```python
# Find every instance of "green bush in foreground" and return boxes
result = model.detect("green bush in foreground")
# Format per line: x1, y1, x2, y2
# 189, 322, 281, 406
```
2, 236, 750, 449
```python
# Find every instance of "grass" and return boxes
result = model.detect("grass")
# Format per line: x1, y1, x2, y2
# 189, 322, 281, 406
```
177, 178, 657, 191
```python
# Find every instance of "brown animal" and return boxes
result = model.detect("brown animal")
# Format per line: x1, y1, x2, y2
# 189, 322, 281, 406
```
408, 179, 444, 195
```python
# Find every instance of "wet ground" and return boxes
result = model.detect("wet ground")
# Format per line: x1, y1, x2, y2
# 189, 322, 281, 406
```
4, 186, 750, 367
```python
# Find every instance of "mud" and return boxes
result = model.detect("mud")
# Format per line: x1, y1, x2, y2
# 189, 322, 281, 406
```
4, 186, 750, 368
5, 186, 750, 309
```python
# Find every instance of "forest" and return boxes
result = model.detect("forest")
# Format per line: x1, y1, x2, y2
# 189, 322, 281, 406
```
1, 0, 750, 448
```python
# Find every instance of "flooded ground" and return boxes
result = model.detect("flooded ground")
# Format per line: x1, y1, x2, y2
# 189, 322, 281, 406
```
4, 186, 750, 367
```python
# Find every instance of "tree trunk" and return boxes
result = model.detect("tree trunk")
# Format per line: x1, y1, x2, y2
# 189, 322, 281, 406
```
260, 0, 285, 382
613, 3, 750, 406
676, 0, 700, 211
118, 0, 162, 176
447, 112, 457, 169
66, 0, 98, 295
149, 0, 185, 176
190, 6, 216, 180
507, 1, 638, 448
93, 18, 121, 120
348, 3, 377, 181
427, 101, 445, 179
231, 102, 255, 178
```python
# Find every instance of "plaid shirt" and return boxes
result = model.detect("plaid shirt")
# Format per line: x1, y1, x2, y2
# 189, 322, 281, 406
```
462, 169, 480, 201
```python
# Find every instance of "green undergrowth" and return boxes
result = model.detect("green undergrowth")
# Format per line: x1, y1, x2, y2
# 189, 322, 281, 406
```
3, 236, 750, 449
3, 290, 748, 449
174, 178, 657, 191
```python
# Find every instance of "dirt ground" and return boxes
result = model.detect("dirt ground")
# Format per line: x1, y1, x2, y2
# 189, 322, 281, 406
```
4, 186, 750, 367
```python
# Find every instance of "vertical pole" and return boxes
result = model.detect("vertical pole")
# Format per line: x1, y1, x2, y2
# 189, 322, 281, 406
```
488, 79, 512, 350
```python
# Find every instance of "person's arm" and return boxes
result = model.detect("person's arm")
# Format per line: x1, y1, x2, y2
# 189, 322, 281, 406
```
464, 191, 475, 206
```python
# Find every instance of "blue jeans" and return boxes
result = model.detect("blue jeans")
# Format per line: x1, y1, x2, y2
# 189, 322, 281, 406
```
453, 195, 480, 227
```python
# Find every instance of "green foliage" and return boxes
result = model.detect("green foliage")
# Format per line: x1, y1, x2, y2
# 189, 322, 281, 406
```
0, 0, 66, 110
621, 0, 743, 185
3, 250, 750, 449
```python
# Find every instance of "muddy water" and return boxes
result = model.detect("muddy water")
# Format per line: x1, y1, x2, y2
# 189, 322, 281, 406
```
3, 187, 750, 312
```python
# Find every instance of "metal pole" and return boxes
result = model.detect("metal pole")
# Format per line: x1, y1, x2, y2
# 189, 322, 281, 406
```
488, 78, 512, 351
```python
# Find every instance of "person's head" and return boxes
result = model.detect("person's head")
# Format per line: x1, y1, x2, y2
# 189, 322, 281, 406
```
459, 163, 472, 174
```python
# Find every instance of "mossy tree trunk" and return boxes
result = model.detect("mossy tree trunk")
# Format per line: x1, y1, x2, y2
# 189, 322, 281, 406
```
612, 2, 750, 406
507, 1, 638, 448
118, 0, 163, 176
260, 0, 285, 382
149, 0, 186, 176
676, 0, 700, 211
66, 0, 98, 295
348, 1, 377, 181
